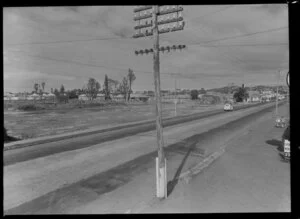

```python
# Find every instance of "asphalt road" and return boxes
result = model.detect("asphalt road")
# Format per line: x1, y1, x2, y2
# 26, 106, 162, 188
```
142, 103, 290, 213
4, 101, 286, 214
4, 102, 278, 166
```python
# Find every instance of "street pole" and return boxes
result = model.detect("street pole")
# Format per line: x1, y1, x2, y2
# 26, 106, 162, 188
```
153, 5, 167, 198
133, 5, 186, 199
275, 70, 280, 116
174, 77, 177, 116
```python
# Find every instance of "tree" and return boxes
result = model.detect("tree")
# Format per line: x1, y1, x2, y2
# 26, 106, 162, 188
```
86, 78, 100, 101
51, 88, 53, 94
127, 68, 136, 101
107, 78, 119, 94
118, 76, 130, 101
60, 84, 65, 94
190, 89, 199, 100
233, 86, 249, 102
34, 83, 39, 93
67, 89, 78, 99
41, 82, 46, 93
103, 74, 111, 100
198, 88, 206, 94
54, 88, 59, 97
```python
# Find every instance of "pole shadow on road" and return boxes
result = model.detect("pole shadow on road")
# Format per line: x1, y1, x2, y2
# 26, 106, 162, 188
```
166, 140, 198, 197
265, 139, 289, 163
266, 139, 282, 151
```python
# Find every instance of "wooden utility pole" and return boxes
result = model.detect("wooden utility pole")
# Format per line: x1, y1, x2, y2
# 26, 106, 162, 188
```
152, 5, 167, 198
174, 77, 177, 116
133, 5, 186, 199
275, 70, 280, 116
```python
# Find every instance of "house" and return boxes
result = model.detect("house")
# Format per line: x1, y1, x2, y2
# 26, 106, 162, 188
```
29, 93, 40, 100
113, 94, 125, 101
247, 91, 261, 102
96, 93, 106, 100
198, 94, 204, 99
177, 94, 190, 99
129, 93, 149, 102
78, 94, 89, 101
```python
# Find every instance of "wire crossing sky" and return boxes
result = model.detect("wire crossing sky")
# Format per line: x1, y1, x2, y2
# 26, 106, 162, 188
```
4, 5, 289, 93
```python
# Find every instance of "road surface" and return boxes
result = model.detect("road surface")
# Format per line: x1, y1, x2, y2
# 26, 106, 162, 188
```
142, 103, 290, 213
4, 101, 285, 214
4, 102, 272, 166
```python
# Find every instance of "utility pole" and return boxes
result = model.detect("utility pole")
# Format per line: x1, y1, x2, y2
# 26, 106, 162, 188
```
152, 5, 166, 199
174, 77, 177, 116
286, 71, 290, 119
133, 5, 186, 199
275, 70, 280, 116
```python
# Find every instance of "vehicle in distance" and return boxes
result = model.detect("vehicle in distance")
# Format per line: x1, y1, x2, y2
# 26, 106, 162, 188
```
224, 103, 234, 111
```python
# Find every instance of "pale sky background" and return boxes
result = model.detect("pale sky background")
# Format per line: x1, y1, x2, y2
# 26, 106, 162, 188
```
3, 4, 289, 93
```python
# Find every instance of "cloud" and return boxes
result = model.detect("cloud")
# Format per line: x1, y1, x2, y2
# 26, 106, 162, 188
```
3, 5, 289, 92
4, 66, 76, 82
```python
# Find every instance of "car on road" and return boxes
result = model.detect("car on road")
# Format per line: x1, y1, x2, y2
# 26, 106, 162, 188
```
224, 103, 233, 111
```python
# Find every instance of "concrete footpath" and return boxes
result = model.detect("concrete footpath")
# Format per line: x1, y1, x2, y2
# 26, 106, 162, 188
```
141, 104, 290, 213
66, 103, 284, 214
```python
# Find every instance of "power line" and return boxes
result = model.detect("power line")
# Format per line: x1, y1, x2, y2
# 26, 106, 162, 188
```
187, 26, 288, 45
4, 36, 132, 46
196, 5, 234, 19
193, 43, 288, 47
8, 49, 183, 77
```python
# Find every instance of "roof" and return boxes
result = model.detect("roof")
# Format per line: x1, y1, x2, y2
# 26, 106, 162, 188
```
130, 94, 149, 98
248, 91, 260, 96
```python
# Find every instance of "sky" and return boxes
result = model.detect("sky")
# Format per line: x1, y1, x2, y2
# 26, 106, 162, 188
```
3, 4, 289, 93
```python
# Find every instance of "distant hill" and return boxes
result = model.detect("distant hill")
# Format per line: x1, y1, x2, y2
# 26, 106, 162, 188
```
207, 85, 288, 94
207, 85, 239, 94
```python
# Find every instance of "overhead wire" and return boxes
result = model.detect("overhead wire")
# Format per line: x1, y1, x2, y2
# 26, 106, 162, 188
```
187, 26, 288, 46
4, 7, 289, 84
4, 36, 132, 46
7, 49, 185, 77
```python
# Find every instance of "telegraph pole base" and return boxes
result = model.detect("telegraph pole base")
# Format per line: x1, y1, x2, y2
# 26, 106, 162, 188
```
156, 157, 167, 199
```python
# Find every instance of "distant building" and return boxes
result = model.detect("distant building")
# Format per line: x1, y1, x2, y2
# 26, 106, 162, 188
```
78, 94, 89, 100
247, 91, 261, 102
130, 93, 149, 102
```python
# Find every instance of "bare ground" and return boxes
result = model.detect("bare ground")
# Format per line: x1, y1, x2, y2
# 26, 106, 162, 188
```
4, 101, 223, 140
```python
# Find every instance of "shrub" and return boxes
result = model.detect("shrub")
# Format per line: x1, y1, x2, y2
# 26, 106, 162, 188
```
56, 95, 69, 103
17, 104, 45, 111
